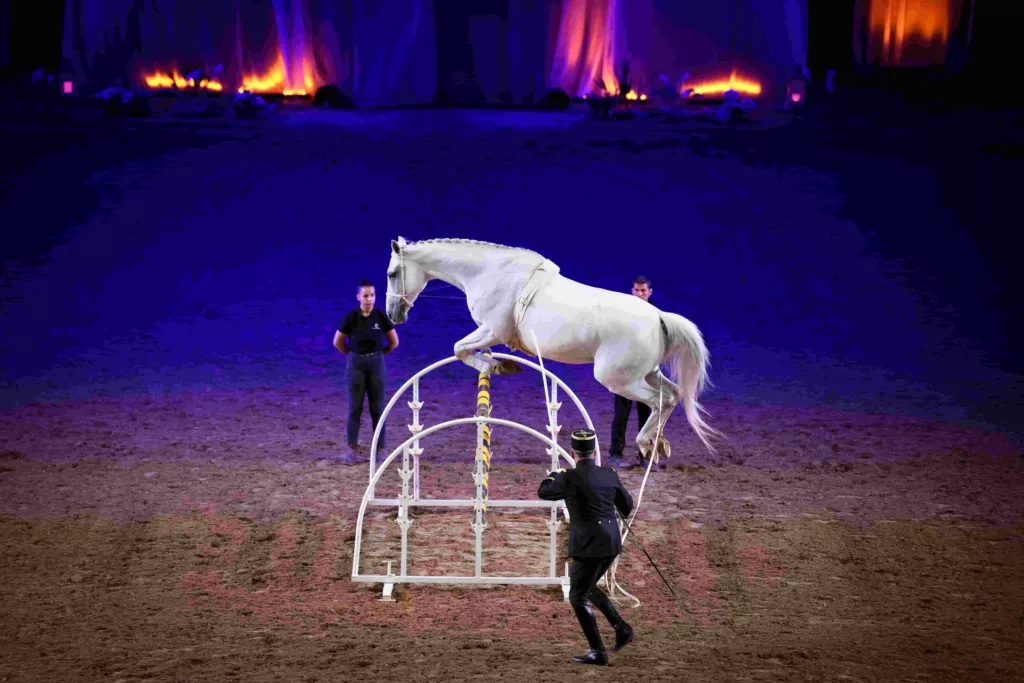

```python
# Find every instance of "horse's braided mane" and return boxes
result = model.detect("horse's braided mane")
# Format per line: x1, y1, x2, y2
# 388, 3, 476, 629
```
409, 238, 541, 258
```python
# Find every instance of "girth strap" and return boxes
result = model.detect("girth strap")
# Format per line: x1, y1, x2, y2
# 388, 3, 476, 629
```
507, 258, 559, 354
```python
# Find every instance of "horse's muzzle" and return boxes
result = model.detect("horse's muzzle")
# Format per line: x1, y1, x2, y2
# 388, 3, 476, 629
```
387, 301, 407, 324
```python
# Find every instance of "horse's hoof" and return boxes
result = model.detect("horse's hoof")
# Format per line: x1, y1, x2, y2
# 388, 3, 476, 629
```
493, 360, 523, 375
461, 358, 491, 375
656, 438, 671, 460
638, 441, 654, 460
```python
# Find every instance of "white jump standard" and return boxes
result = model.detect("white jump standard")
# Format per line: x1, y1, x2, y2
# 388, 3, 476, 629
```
351, 353, 602, 601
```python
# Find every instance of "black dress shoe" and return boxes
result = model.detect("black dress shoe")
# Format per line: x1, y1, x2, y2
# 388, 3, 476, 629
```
572, 650, 608, 666
610, 623, 634, 652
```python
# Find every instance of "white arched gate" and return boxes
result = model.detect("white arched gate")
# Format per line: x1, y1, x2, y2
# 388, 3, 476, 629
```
350, 352, 600, 601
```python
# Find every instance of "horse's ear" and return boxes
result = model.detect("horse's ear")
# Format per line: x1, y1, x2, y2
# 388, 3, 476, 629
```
397, 236, 407, 248
391, 240, 401, 254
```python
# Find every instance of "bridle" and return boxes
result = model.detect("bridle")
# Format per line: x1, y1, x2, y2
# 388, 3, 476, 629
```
386, 248, 416, 311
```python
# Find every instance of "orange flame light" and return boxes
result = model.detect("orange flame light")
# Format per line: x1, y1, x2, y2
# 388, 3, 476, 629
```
238, 55, 315, 96
584, 90, 647, 102
684, 70, 762, 98
143, 54, 316, 97
143, 69, 223, 92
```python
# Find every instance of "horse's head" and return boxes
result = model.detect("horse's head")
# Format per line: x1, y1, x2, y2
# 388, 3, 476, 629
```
386, 236, 427, 324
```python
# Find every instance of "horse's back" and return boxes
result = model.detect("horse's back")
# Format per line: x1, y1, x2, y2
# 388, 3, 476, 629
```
593, 285, 664, 355
524, 275, 663, 364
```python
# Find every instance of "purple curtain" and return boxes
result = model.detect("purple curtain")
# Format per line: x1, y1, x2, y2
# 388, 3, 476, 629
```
537, 0, 806, 103
62, 0, 435, 106
0, 0, 10, 69
647, 0, 806, 105
61, 0, 807, 105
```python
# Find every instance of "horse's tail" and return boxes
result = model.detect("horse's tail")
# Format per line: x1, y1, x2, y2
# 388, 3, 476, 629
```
660, 312, 721, 454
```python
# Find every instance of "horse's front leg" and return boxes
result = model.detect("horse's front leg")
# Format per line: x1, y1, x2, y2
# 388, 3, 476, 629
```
454, 326, 522, 375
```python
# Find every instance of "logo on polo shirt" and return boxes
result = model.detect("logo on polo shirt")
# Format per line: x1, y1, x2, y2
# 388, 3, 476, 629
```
373, 323, 381, 330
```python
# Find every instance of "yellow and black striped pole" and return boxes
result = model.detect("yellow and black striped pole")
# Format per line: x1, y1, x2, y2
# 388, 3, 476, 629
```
474, 353, 492, 528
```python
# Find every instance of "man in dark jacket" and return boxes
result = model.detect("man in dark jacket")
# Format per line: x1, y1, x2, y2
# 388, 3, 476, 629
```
538, 429, 636, 665
609, 275, 654, 470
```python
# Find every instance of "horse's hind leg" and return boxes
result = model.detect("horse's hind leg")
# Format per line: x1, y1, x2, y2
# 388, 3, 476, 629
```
594, 355, 678, 460
636, 370, 680, 459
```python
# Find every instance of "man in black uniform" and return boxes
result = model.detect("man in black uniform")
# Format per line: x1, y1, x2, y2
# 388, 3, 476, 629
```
334, 279, 399, 461
538, 429, 636, 665
609, 275, 654, 471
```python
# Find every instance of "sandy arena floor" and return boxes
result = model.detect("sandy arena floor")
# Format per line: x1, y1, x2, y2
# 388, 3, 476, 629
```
2, 101, 1023, 681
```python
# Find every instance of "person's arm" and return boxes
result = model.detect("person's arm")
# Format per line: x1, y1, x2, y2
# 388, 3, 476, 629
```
613, 473, 634, 519
380, 311, 397, 355
333, 330, 350, 354
538, 469, 569, 501
335, 312, 354, 354
383, 329, 399, 355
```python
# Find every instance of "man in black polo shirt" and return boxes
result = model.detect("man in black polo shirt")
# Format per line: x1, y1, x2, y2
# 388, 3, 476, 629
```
539, 429, 636, 665
334, 279, 399, 461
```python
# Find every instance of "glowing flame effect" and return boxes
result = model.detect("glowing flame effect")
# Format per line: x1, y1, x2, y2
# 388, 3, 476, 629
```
236, 0, 321, 96
684, 70, 762, 98
142, 1, 325, 96
238, 56, 315, 96
143, 69, 224, 92
869, 0, 950, 65
583, 90, 647, 102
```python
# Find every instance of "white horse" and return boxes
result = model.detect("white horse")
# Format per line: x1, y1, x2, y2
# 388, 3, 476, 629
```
385, 237, 719, 458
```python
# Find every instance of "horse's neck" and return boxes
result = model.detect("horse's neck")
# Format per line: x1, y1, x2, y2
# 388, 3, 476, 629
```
417, 244, 540, 293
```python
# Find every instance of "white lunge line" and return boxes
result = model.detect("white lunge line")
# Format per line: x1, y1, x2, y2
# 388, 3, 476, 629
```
529, 329, 662, 609
605, 382, 664, 608
530, 329, 554, 438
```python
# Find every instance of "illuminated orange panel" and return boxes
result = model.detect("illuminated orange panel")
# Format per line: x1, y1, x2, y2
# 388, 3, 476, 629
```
869, 0, 950, 65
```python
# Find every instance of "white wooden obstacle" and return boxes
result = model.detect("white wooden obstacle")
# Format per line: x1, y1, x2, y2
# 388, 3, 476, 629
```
350, 352, 600, 601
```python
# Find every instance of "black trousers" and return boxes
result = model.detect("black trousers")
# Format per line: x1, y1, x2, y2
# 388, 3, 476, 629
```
346, 352, 386, 449
569, 556, 626, 652
610, 394, 652, 457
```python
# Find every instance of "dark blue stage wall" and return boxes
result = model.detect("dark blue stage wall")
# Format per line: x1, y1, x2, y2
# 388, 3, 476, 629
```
61, 0, 807, 106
